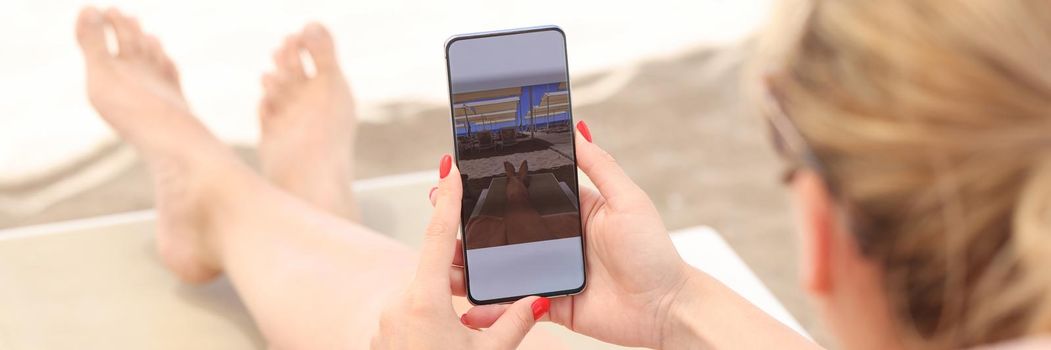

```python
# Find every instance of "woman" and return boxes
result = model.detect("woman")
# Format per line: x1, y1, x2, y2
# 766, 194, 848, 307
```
72, 0, 1051, 348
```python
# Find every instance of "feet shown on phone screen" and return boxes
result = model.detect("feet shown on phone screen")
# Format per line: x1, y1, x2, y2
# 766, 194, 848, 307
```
257, 23, 360, 219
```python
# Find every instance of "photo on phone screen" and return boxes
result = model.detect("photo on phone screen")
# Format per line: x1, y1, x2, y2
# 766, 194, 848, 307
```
445, 27, 586, 304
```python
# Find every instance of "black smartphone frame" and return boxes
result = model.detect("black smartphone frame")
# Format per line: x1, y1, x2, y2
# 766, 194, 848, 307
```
444, 26, 587, 305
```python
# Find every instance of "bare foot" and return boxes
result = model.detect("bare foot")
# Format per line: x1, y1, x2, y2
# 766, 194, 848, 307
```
257, 23, 358, 219
76, 7, 241, 283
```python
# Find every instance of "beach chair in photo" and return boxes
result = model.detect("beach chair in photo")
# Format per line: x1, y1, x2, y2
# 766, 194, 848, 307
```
499, 127, 518, 148
476, 131, 497, 151
457, 135, 478, 154
464, 167, 581, 249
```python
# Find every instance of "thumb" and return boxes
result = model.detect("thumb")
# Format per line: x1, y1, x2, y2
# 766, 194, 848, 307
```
484, 297, 549, 347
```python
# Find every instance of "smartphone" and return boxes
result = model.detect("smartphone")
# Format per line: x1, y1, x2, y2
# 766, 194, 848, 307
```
445, 26, 586, 305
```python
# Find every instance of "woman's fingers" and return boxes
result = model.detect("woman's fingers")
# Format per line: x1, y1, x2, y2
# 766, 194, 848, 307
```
414, 154, 462, 295
576, 185, 604, 229
460, 303, 511, 328
453, 238, 464, 266
428, 191, 463, 266
573, 121, 650, 210
428, 183, 467, 295
449, 265, 465, 296
484, 296, 549, 347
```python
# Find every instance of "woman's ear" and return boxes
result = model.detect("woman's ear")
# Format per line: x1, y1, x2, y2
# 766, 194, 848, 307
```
791, 170, 835, 298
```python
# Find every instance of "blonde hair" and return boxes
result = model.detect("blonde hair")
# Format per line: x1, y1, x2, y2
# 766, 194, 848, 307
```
750, 0, 1051, 348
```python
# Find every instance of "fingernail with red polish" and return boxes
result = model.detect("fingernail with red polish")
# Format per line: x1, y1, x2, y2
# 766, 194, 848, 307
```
460, 313, 469, 326
576, 121, 592, 143
439, 154, 452, 179
531, 297, 550, 320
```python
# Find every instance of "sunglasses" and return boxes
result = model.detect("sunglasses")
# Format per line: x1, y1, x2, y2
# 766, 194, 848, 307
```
762, 79, 830, 186
763, 77, 880, 249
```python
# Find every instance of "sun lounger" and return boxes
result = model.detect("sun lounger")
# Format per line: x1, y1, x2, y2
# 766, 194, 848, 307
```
499, 127, 518, 148
0, 170, 808, 349
473, 173, 577, 218
476, 131, 496, 151
465, 173, 580, 248
457, 135, 478, 154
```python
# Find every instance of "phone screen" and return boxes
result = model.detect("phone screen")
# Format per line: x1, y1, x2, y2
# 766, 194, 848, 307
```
445, 27, 586, 304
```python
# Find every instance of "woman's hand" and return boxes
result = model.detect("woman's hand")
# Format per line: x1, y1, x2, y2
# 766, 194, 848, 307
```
372, 155, 550, 350
442, 122, 694, 348
446, 122, 821, 350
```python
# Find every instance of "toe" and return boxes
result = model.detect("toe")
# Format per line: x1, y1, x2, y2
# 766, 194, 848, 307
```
76, 7, 110, 60
105, 8, 143, 58
261, 72, 282, 96
301, 22, 340, 74
162, 57, 182, 88
258, 98, 276, 120
275, 34, 306, 80
261, 72, 294, 107
143, 34, 181, 85
143, 34, 164, 65
259, 73, 283, 119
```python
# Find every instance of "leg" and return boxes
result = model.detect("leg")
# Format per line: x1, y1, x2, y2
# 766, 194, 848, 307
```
77, 8, 412, 347
257, 23, 358, 220
76, 8, 564, 349
252, 24, 567, 350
